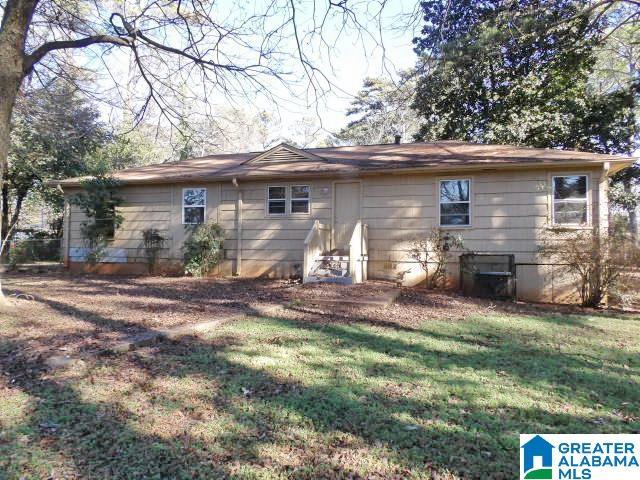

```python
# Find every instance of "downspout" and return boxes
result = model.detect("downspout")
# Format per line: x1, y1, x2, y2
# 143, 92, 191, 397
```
64, 199, 71, 266
601, 162, 610, 233
233, 177, 242, 276
60, 186, 71, 267
601, 162, 610, 306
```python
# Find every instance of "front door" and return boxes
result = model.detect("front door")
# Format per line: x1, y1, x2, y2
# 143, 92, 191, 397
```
333, 182, 361, 251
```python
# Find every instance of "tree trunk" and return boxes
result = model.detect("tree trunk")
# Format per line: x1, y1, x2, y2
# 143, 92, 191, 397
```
1, 182, 9, 261
0, 74, 23, 302
0, 189, 26, 259
0, 70, 22, 235
0, 0, 40, 302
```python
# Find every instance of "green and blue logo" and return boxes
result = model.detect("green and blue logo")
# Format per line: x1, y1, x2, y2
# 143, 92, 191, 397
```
520, 434, 640, 479
521, 435, 554, 479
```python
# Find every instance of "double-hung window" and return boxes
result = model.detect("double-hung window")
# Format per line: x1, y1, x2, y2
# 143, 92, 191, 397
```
439, 179, 471, 226
552, 175, 588, 225
290, 185, 310, 214
183, 188, 206, 224
267, 185, 310, 215
97, 204, 117, 240
267, 186, 287, 215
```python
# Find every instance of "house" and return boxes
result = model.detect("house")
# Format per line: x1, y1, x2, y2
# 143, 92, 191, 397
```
58, 140, 635, 302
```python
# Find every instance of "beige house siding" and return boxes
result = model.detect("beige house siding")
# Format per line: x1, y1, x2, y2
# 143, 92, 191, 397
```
67, 184, 224, 268
360, 167, 604, 301
64, 164, 608, 303
218, 179, 333, 277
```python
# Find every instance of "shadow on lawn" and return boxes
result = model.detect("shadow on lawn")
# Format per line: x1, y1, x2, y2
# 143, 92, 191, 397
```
1, 291, 638, 478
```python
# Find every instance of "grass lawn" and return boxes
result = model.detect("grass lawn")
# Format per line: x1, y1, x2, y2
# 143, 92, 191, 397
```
0, 276, 638, 479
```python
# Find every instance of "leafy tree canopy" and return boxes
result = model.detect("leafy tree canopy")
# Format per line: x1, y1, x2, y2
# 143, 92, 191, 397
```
412, 0, 612, 148
412, 0, 639, 233
4, 80, 155, 244
338, 73, 421, 145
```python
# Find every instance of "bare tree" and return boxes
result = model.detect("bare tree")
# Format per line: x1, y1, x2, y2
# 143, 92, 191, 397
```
538, 227, 640, 307
0, 0, 401, 301
407, 228, 464, 289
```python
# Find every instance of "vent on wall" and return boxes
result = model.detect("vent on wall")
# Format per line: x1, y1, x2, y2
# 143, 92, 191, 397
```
244, 143, 327, 164
259, 148, 309, 163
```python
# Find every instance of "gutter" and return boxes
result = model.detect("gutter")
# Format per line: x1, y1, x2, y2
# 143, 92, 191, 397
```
53, 156, 637, 189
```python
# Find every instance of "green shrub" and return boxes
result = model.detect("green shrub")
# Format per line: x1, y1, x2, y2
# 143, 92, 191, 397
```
183, 223, 225, 277
8, 237, 61, 269
8, 241, 29, 269
70, 175, 123, 263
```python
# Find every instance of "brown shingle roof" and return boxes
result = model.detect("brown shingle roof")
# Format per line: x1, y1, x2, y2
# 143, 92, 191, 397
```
58, 141, 634, 187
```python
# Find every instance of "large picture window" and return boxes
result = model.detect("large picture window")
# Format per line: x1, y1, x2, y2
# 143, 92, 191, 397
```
267, 186, 286, 215
440, 179, 471, 226
290, 185, 310, 214
552, 175, 588, 225
183, 188, 206, 224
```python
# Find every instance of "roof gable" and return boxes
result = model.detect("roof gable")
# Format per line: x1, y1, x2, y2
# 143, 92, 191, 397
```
244, 143, 327, 164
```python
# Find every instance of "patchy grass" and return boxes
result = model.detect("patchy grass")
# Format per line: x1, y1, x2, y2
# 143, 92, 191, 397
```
0, 276, 638, 479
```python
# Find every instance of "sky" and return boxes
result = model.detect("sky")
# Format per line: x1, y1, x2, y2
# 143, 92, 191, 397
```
74, 0, 422, 150
264, 1, 421, 136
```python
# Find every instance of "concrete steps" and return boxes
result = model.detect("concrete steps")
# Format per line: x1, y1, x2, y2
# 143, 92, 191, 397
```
307, 252, 352, 284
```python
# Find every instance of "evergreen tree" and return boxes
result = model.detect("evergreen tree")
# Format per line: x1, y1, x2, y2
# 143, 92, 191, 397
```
4, 81, 151, 249
339, 73, 420, 145
412, 0, 603, 147
412, 0, 638, 234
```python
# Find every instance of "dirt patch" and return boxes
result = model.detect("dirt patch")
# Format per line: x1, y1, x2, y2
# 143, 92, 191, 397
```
2, 272, 637, 361
284, 281, 396, 302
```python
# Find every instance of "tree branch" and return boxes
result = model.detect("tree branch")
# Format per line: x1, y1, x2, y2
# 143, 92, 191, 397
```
24, 34, 132, 74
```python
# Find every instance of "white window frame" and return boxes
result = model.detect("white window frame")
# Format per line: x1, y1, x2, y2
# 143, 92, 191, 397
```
439, 178, 472, 227
290, 185, 311, 215
266, 185, 287, 216
182, 187, 207, 225
551, 174, 590, 226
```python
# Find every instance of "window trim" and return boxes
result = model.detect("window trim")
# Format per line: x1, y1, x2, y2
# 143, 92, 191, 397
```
266, 185, 287, 216
265, 185, 312, 217
438, 178, 472, 228
290, 184, 311, 215
551, 174, 590, 227
106, 209, 117, 240
97, 208, 117, 241
182, 187, 207, 225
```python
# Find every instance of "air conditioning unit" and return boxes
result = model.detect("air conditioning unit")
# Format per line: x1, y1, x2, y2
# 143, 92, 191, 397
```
460, 253, 516, 301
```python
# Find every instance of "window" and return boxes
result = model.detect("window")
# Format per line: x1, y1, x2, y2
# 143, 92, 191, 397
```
267, 185, 311, 215
552, 175, 588, 225
183, 188, 206, 224
267, 186, 286, 215
440, 179, 471, 226
290, 185, 310, 214
97, 205, 117, 239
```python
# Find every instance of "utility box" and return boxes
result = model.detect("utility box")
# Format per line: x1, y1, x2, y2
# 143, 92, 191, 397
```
460, 254, 516, 301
